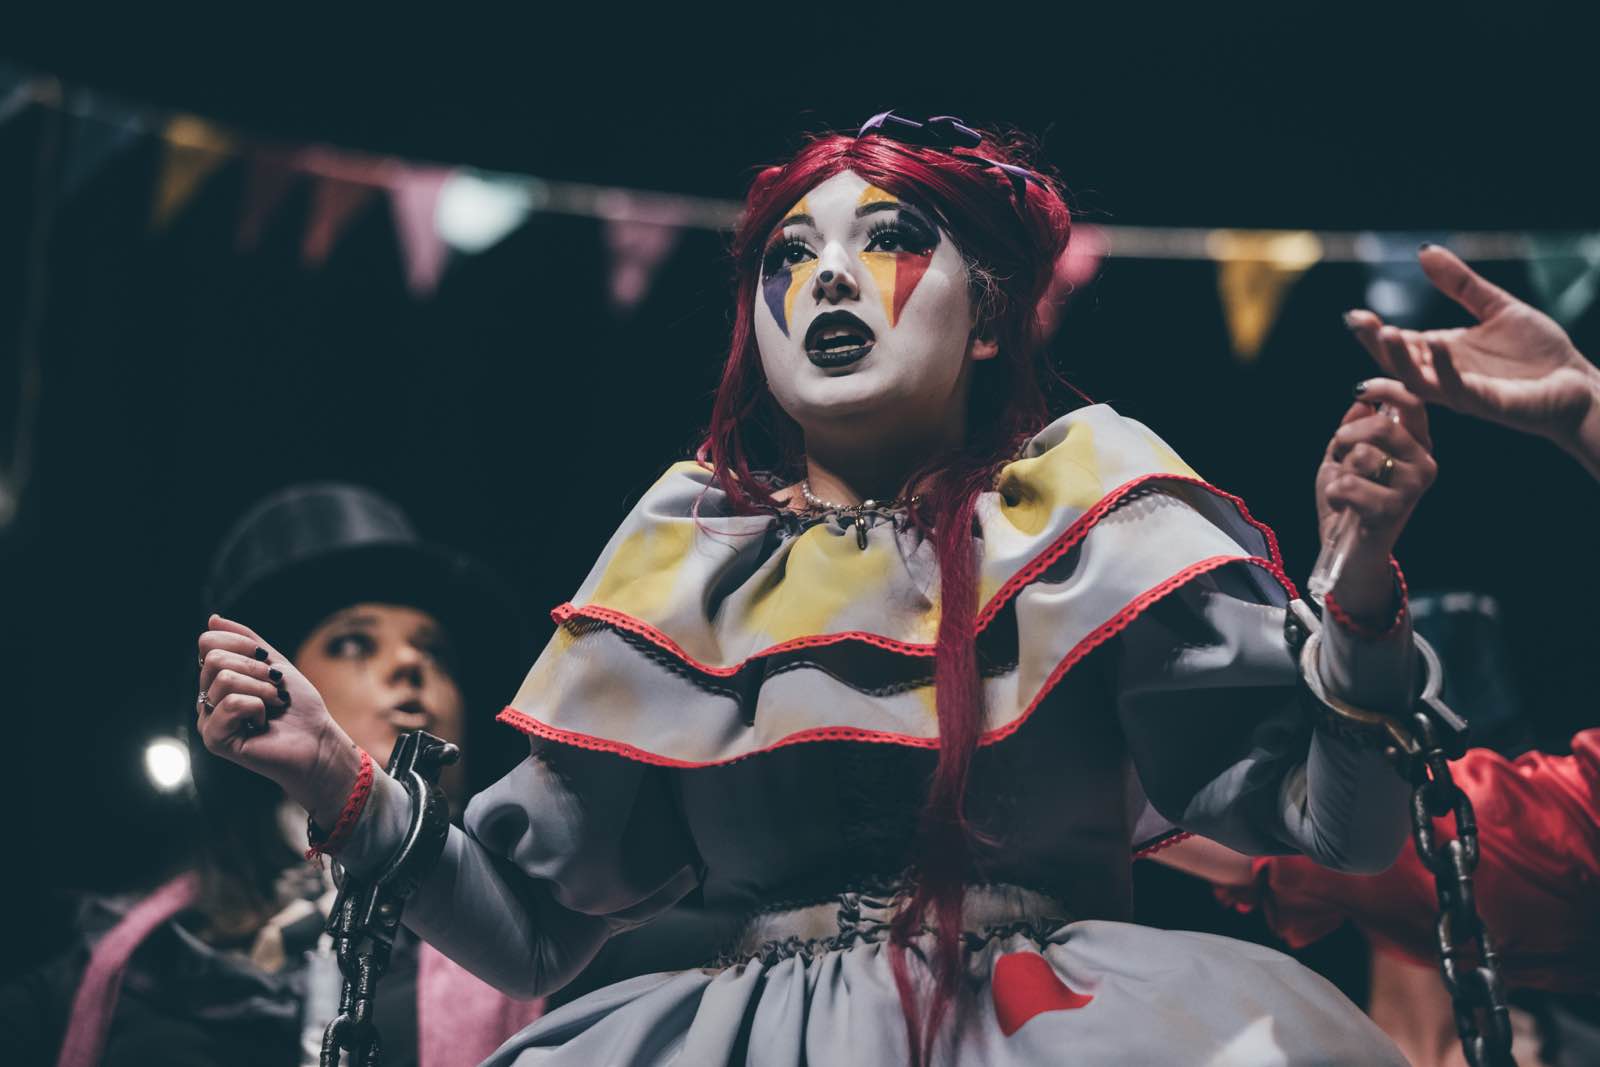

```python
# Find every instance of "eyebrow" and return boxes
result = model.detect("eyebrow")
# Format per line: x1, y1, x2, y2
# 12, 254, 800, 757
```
324, 611, 378, 629
771, 202, 936, 240
858, 200, 936, 230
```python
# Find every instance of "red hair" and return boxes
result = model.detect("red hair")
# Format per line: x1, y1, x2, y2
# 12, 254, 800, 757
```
701, 126, 1075, 1064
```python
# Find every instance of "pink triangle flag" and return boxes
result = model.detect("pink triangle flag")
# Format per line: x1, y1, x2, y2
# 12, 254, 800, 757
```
387, 165, 455, 297
604, 217, 682, 314
1034, 223, 1108, 342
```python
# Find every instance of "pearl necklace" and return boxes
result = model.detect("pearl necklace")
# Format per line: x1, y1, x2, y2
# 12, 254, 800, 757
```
796, 480, 922, 549
797, 479, 921, 513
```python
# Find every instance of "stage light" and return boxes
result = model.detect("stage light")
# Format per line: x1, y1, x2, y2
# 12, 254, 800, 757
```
436, 172, 541, 253
144, 737, 191, 792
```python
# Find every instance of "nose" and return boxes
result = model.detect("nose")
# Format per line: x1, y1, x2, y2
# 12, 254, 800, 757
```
812, 247, 859, 304
388, 643, 426, 689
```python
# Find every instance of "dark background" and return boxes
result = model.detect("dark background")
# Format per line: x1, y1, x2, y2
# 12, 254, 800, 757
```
4, 6, 1598, 996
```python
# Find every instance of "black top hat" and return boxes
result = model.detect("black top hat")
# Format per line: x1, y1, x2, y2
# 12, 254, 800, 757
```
205, 483, 527, 713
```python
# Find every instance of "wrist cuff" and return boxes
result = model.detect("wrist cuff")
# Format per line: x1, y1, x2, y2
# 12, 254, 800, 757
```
306, 748, 374, 860
1324, 556, 1408, 639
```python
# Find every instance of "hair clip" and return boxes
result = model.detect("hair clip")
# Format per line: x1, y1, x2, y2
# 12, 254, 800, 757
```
856, 111, 1038, 202
857, 111, 983, 150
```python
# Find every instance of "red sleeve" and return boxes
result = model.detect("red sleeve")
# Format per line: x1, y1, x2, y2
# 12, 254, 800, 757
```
1218, 729, 1600, 992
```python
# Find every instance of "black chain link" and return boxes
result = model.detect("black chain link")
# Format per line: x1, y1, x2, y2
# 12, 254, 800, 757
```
1395, 710, 1515, 1067
1285, 601, 1513, 1067
319, 732, 456, 1067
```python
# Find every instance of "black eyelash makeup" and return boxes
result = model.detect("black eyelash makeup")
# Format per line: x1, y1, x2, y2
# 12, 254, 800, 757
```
865, 216, 938, 256
761, 235, 813, 278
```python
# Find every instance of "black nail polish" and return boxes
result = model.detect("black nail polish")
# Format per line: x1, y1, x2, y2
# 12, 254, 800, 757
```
268, 667, 283, 682
1418, 241, 1436, 252
253, 647, 268, 662
278, 688, 291, 704
1353, 381, 1368, 397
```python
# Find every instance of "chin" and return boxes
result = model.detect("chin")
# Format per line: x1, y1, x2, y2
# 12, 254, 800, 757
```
788, 368, 903, 423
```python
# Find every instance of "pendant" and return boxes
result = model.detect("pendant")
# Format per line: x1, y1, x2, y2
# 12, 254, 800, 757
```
855, 514, 869, 550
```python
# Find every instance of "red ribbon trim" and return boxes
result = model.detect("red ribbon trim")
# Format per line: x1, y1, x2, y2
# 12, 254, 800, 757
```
500, 553, 1295, 768
549, 473, 1297, 678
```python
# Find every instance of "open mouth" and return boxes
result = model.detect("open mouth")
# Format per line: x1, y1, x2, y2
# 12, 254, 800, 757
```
391, 698, 432, 728
804, 310, 876, 368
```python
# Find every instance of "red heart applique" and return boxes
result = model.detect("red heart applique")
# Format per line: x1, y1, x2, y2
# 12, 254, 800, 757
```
992, 952, 1094, 1037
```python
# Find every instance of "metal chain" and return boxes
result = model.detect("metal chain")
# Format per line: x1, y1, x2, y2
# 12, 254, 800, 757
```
1396, 710, 1515, 1067
1286, 602, 1513, 1067
319, 732, 456, 1067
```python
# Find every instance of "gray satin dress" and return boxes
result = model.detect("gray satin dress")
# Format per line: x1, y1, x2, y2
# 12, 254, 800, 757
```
340, 406, 1415, 1065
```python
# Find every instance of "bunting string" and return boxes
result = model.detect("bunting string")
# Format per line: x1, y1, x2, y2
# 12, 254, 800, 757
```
1, 64, 1596, 350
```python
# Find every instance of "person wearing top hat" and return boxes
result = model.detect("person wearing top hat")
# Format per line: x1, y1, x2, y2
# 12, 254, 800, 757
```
1, 484, 542, 1067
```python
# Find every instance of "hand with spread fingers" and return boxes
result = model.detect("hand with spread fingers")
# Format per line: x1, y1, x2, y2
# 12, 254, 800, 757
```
1345, 244, 1600, 480
197, 613, 365, 830
1315, 379, 1437, 623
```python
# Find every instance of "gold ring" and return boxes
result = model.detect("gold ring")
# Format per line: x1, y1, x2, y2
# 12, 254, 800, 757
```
1371, 455, 1396, 486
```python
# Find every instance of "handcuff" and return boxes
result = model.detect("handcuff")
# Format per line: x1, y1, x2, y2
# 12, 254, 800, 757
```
1285, 598, 1513, 1067
1285, 596, 1467, 760
318, 730, 457, 1067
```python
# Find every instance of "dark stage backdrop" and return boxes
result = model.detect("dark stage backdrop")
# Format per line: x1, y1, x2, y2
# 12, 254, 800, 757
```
3, 16, 1598, 1002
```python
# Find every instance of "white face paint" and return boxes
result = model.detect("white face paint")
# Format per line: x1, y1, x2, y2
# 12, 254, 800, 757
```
754, 170, 988, 440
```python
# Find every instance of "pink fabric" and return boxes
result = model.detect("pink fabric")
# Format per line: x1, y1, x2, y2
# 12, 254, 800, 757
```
56, 872, 200, 1067
417, 942, 544, 1067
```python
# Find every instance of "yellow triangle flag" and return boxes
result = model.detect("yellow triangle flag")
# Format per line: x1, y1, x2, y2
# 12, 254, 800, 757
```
152, 116, 235, 230
1207, 229, 1323, 362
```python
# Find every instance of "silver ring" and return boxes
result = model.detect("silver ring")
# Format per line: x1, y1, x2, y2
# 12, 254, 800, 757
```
198, 690, 215, 714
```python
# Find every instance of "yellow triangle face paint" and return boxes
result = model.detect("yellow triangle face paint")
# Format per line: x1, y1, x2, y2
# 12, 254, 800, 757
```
783, 261, 817, 328
859, 252, 898, 323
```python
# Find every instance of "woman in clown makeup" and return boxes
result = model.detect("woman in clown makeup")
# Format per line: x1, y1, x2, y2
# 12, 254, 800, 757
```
197, 114, 1436, 1065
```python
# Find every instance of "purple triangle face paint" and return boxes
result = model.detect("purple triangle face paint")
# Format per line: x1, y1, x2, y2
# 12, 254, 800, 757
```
763, 263, 794, 337
761, 197, 812, 337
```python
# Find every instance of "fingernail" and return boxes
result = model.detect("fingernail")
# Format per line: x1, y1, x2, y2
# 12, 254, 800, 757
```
268, 667, 283, 682
277, 688, 291, 704
1418, 241, 1436, 252
1353, 381, 1368, 397
1342, 311, 1360, 331
253, 647, 268, 662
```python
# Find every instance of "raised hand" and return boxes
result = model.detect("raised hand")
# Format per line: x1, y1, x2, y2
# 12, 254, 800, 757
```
1345, 245, 1600, 478
198, 614, 365, 829
1315, 379, 1436, 623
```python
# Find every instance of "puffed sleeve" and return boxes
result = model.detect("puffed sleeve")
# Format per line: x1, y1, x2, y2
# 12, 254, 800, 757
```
336, 742, 701, 999
1114, 561, 1415, 873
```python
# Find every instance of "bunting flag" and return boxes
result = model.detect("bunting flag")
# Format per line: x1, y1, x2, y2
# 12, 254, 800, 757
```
387, 165, 454, 297
1355, 231, 1448, 328
1036, 223, 1109, 341
236, 150, 301, 252
0, 66, 36, 127
61, 98, 144, 198
1527, 232, 1600, 327
151, 116, 234, 230
301, 177, 378, 267
1207, 229, 1323, 362
298, 149, 389, 268
604, 216, 682, 314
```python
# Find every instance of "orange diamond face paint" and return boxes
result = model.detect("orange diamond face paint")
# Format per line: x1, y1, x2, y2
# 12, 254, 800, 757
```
855, 185, 937, 326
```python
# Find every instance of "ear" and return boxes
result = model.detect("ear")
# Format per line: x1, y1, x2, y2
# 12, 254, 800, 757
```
967, 331, 1000, 362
